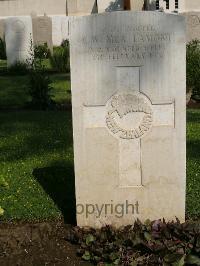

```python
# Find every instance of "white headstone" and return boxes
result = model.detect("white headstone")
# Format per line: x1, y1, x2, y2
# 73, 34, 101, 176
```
0, 18, 5, 39
61, 16, 70, 41
182, 12, 200, 42
50, 15, 69, 45
32, 15, 53, 51
70, 12, 186, 228
50, 15, 63, 46
5, 16, 33, 66
98, 0, 124, 12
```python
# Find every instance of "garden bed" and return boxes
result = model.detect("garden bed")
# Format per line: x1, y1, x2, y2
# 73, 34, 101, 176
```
0, 220, 91, 266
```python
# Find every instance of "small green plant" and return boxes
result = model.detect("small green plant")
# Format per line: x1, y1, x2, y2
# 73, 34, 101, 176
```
187, 40, 200, 101
28, 57, 54, 109
61, 39, 69, 48
0, 175, 9, 218
0, 207, 4, 217
34, 43, 51, 59
50, 40, 70, 73
0, 175, 9, 189
0, 37, 6, 60
27, 37, 54, 110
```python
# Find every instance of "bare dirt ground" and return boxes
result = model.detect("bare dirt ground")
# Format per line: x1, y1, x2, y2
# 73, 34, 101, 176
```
0, 221, 91, 266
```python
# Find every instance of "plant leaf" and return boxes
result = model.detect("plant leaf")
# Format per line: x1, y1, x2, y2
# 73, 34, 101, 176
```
86, 234, 95, 245
0, 176, 9, 189
0, 206, 4, 216
82, 251, 91, 261
164, 254, 183, 263
172, 255, 185, 266
144, 232, 152, 241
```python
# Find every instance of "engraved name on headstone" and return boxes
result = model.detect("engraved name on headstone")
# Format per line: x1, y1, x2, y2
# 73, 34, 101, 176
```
70, 12, 186, 228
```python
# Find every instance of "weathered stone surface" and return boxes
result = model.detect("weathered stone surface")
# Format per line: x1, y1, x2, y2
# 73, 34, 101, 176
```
70, 12, 186, 228
50, 15, 69, 46
50, 15, 63, 46
182, 12, 200, 42
61, 16, 70, 41
32, 15, 53, 51
97, 0, 124, 13
5, 16, 33, 66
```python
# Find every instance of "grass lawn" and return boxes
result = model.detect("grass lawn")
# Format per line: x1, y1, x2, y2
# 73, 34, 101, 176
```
0, 109, 199, 223
0, 73, 71, 109
186, 109, 200, 219
0, 111, 75, 223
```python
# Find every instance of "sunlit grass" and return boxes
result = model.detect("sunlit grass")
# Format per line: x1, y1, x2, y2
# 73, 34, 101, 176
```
186, 109, 200, 219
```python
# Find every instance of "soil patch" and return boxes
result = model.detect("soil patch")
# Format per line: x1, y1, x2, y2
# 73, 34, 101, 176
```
0, 220, 91, 266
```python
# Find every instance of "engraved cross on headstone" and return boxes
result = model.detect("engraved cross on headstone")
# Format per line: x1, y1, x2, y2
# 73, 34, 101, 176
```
84, 67, 175, 187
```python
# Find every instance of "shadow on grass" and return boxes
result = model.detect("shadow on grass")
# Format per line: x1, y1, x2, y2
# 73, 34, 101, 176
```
187, 140, 200, 159
33, 160, 76, 225
187, 110, 200, 123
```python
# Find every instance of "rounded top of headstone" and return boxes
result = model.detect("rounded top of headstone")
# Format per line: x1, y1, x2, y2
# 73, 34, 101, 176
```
11, 20, 25, 33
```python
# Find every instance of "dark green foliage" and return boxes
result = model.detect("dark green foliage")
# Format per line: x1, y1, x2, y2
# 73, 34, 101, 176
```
61, 39, 69, 48
8, 61, 29, 75
187, 40, 200, 101
67, 220, 200, 265
27, 37, 54, 109
50, 41, 70, 73
28, 63, 54, 110
0, 37, 6, 60
34, 43, 51, 59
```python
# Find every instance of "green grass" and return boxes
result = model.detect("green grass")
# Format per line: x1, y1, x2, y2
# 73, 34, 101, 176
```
0, 73, 71, 109
186, 109, 200, 219
0, 109, 199, 223
0, 60, 7, 70
0, 111, 75, 223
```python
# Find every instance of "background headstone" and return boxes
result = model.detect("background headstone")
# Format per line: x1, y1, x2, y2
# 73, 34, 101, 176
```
0, 18, 5, 39
182, 12, 200, 42
32, 15, 53, 51
5, 16, 33, 66
50, 15, 64, 46
97, 0, 124, 12
61, 16, 69, 41
70, 12, 186, 228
